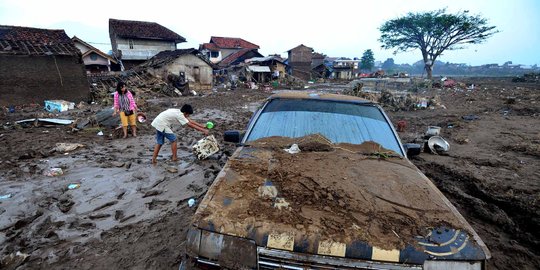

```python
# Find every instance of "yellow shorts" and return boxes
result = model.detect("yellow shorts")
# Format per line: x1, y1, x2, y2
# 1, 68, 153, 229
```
120, 111, 137, 127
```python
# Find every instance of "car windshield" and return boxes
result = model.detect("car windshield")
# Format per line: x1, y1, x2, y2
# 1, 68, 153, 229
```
245, 98, 403, 155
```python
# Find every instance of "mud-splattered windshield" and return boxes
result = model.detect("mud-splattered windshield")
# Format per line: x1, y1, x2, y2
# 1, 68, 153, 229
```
245, 99, 403, 155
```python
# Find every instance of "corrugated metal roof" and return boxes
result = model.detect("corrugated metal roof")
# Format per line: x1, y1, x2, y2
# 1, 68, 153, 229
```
248, 65, 271, 72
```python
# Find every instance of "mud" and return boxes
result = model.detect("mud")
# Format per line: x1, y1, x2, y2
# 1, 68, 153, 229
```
0, 79, 539, 269
208, 134, 468, 250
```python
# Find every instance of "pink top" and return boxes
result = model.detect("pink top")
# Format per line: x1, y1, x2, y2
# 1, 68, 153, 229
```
113, 91, 137, 111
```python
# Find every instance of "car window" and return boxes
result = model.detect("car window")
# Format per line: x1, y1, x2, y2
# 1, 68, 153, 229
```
245, 99, 403, 155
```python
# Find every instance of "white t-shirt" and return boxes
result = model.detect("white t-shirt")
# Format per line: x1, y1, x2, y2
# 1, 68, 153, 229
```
151, 109, 189, 133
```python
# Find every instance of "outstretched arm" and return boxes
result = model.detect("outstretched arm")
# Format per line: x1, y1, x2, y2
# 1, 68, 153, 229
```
187, 121, 209, 135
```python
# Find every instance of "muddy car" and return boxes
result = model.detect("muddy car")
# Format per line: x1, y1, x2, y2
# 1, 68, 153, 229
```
181, 92, 490, 269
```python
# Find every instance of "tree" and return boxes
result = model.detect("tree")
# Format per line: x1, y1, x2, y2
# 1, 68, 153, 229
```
381, 58, 395, 70
379, 9, 498, 79
360, 49, 375, 71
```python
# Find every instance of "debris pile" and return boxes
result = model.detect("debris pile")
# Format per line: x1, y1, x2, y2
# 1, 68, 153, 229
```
512, 72, 540, 83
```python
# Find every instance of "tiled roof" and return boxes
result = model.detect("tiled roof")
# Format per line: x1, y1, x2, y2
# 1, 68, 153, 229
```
140, 48, 213, 68
210, 36, 259, 49
72, 36, 117, 63
218, 49, 262, 67
109, 19, 186, 43
200, 43, 220, 51
287, 44, 313, 52
0, 25, 80, 56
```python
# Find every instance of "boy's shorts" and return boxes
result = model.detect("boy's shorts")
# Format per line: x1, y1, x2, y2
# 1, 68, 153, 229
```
155, 130, 176, 145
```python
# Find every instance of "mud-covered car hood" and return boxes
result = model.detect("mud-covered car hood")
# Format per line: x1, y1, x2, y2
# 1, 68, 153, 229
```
192, 145, 490, 264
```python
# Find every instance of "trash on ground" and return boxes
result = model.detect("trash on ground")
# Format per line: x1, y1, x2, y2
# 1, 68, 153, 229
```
192, 135, 220, 160
0, 193, 13, 199
137, 112, 147, 123
167, 167, 178, 173
284, 144, 301, 154
205, 121, 214, 129
462, 114, 480, 121
68, 183, 80, 190
53, 143, 84, 153
427, 136, 450, 154
44, 100, 75, 112
15, 118, 73, 126
397, 120, 407, 132
44, 168, 63, 176
97, 131, 104, 136
425, 126, 441, 137
188, 198, 196, 207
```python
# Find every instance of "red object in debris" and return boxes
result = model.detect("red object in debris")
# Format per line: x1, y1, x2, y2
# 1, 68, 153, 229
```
397, 120, 407, 132
443, 79, 456, 88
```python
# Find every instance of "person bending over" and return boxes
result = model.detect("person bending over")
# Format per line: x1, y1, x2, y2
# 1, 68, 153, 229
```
151, 104, 209, 164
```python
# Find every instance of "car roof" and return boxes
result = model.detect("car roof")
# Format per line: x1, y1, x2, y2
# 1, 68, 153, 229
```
268, 91, 376, 104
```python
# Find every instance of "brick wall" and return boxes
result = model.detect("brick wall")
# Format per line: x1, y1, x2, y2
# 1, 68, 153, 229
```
0, 55, 90, 106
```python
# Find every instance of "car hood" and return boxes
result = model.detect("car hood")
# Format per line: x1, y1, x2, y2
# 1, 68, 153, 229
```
192, 142, 490, 264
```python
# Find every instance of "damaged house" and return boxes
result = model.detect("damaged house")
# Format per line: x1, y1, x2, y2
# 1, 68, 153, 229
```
287, 44, 313, 81
199, 36, 260, 64
72, 36, 119, 73
0, 25, 90, 107
139, 49, 214, 92
109, 18, 186, 70
245, 55, 288, 82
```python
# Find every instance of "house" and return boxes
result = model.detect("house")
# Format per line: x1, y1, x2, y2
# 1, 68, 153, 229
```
139, 49, 214, 91
109, 18, 186, 70
0, 25, 90, 106
332, 59, 360, 79
287, 44, 313, 81
72, 36, 119, 73
217, 49, 263, 69
245, 55, 288, 79
200, 36, 260, 64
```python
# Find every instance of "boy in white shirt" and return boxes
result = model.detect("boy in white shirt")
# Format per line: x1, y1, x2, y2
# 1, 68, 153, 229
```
151, 104, 209, 164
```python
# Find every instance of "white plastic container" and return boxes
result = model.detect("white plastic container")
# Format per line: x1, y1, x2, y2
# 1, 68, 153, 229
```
192, 135, 220, 160
44, 100, 75, 112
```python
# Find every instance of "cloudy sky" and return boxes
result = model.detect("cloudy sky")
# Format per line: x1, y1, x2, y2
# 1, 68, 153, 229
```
1, 0, 539, 65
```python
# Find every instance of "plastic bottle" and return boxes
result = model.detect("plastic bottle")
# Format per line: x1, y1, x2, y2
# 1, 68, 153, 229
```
188, 198, 196, 207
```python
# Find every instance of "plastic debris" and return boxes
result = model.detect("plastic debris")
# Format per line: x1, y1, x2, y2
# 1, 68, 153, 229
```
206, 121, 214, 129
68, 183, 80, 190
284, 144, 300, 154
137, 113, 147, 123
53, 143, 84, 153
45, 168, 63, 176
188, 198, 196, 207
0, 193, 12, 199
192, 135, 220, 160
97, 131, 104, 136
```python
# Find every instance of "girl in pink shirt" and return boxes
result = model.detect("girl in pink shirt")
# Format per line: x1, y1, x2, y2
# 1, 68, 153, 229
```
113, 82, 137, 138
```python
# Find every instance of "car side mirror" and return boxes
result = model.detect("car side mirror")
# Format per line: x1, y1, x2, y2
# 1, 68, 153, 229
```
403, 143, 421, 157
224, 130, 242, 143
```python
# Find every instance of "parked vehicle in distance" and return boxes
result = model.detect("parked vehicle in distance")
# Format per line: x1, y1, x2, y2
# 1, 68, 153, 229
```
181, 92, 490, 270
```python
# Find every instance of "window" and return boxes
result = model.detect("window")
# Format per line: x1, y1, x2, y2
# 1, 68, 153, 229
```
245, 99, 403, 155
210, 51, 219, 58
128, 39, 134, 49
90, 53, 98, 61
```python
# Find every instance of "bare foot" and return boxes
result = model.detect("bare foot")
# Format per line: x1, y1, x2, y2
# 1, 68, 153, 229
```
151, 159, 157, 165
123, 135, 127, 139
171, 157, 178, 162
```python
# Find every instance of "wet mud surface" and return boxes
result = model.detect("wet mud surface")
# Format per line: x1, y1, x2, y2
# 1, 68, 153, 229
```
1, 80, 539, 269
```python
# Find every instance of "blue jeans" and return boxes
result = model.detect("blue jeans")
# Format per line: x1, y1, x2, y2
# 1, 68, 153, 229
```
155, 130, 176, 145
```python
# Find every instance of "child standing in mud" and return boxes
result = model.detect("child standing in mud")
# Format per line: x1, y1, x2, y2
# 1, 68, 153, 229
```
112, 82, 137, 138
151, 104, 209, 164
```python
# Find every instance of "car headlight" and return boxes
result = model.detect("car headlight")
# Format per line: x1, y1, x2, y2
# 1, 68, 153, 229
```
186, 227, 257, 269
424, 260, 483, 270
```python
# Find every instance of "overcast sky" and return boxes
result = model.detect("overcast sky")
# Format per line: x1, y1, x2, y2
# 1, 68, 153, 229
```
1, 0, 539, 65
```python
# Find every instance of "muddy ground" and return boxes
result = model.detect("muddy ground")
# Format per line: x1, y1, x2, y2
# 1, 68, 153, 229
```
0, 78, 538, 269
